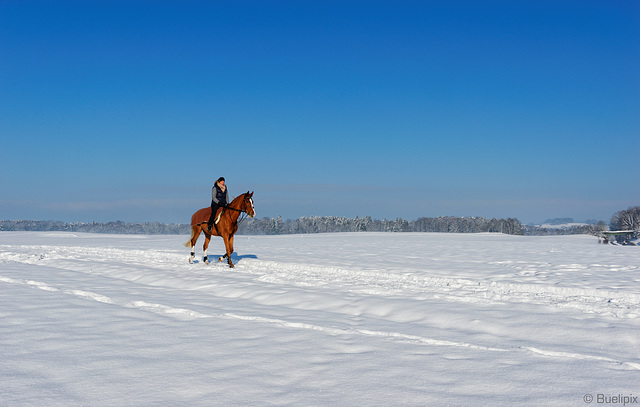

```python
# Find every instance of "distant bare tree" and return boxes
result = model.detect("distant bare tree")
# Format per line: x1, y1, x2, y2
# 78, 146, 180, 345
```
610, 206, 640, 231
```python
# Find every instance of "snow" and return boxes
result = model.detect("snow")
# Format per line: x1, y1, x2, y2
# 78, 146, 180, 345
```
1, 231, 639, 406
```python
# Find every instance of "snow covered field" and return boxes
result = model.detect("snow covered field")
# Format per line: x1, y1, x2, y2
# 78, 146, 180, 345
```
1, 231, 639, 406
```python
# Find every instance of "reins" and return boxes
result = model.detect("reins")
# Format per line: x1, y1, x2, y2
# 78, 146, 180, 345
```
223, 195, 252, 227
237, 211, 249, 227
224, 206, 243, 212
224, 205, 249, 227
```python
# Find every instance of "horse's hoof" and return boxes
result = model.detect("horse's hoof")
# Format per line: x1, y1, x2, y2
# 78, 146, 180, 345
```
229, 263, 235, 268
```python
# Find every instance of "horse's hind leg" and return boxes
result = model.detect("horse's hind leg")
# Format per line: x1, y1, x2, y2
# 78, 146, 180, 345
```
188, 225, 201, 263
203, 233, 212, 264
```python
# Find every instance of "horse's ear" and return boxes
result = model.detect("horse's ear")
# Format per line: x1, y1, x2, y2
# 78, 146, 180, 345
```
250, 191, 254, 197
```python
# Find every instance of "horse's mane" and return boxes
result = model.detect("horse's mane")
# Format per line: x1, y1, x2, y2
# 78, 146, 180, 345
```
229, 192, 248, 206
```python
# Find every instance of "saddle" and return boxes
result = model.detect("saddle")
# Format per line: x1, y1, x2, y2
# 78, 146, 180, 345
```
206, 207, 225, 233
214, 207, 225, 224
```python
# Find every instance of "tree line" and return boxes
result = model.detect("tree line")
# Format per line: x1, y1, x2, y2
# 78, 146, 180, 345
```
237, 216, 524, 235
0, 220, 190, 235
3, 207, 637, 236
0, 216, 522, 235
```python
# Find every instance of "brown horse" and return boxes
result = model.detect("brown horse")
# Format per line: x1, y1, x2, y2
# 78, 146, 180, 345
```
184, 191, 255, 267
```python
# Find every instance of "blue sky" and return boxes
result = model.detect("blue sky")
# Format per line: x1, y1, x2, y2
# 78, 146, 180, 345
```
1, 1, 638, 224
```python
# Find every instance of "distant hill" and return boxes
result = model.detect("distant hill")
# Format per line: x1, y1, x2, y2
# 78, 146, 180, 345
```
542, 217, 574, 225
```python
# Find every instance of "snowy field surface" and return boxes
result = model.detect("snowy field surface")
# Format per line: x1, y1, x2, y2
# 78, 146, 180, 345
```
1, 231, 639, 406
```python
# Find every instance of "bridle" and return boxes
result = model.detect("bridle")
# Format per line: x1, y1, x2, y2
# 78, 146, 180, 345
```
225, 195, 255, 226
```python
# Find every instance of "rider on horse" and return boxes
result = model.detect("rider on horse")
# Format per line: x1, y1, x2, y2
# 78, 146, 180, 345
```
207, 177, 228, 232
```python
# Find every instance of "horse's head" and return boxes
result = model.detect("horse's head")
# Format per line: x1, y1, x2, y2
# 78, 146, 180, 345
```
242, 191, 256, 218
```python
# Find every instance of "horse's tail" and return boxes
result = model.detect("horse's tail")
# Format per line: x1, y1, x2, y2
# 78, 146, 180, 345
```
184, 226, 198, 248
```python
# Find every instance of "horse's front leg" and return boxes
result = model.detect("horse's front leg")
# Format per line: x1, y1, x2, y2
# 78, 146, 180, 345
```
218, 235, 234, 268
229, 235, 235, 256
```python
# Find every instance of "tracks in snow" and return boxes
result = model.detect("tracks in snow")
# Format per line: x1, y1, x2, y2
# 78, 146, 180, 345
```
238, 259, 640, 319
2, 243, 640, 319
2, 273, 639, 371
